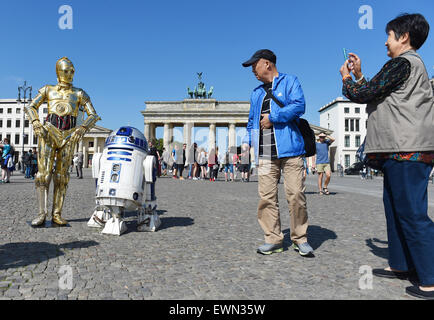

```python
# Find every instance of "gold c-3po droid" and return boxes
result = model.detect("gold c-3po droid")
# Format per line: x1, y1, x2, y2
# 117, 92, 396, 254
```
25, 57, 100, 226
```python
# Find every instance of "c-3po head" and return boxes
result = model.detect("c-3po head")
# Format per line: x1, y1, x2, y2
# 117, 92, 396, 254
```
56, 57, 75, 85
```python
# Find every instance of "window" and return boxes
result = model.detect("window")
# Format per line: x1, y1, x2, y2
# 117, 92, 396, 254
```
7, 108, 12, 114
0, 120, 2, 128
0, 108, 3, 113
355, 107, 360, 114
16, 108, 20, 114
33, 135, 38, 145
6, 134, 11, 142
15, 134, 19, 145
350, 119, 354, 131
16, 119, 20, 128
344, 107, 350, 114
43, 108, 48, 114
345, 155, 351, 168
345, 119, 349, 132
0, 134, 2, 141
7, 120, 12, 128
23, 134, 29, 145
355, 135, 361, 147
355, 119, 360, 132
344, 135, 350, 148
25, 120, 29, 128
89, 141, 94, 148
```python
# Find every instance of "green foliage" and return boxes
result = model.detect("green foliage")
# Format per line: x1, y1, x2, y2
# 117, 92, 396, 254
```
155, 138, 164, 155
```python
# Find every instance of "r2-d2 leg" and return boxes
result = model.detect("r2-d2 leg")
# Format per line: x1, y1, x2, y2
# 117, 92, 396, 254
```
137, 158, 160, 232
102, 207, 128, 236
137, 183, 160, 232
87, 205, 111, 228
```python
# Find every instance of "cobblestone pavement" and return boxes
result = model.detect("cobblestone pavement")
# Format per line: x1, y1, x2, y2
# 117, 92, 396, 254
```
0, 169, 433, 300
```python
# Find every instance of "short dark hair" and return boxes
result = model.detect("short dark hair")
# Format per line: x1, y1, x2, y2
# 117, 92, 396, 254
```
386, 13, 430, 50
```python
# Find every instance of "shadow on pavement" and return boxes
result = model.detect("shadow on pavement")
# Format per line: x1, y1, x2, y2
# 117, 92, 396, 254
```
365, 238, 389, 260
0, 240, 99, 270
158, 217, 194, 231
283, 225, 337, 250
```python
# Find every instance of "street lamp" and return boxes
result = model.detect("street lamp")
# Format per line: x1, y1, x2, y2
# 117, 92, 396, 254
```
17, 81, 32, 173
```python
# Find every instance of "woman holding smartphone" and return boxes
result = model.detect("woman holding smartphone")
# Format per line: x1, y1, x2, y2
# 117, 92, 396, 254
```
339, 13, 434, 299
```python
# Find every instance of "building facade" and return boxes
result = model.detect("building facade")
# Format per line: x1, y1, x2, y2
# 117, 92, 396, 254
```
319, 97, 368, 171
80, 125, 112, 168
0, 99, 111, 168
0, 99, 47, 164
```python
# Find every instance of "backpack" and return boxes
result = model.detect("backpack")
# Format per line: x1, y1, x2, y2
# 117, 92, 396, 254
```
6, 155, 15, 172
268, 92, 316, 157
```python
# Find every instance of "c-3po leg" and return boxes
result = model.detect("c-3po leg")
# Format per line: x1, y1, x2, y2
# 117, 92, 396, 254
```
51, 142, 75, 225
31, 135, 55, 226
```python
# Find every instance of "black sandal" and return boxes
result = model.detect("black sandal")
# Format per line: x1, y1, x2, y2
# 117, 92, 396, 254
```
323, 188, 330, 195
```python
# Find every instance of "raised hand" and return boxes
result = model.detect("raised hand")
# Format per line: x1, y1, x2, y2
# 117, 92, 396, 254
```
349, 53, 363, 80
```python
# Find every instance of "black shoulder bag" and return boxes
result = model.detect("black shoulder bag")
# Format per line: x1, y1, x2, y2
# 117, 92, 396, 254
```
268, 92, 316, 157
356, 137, 384, 171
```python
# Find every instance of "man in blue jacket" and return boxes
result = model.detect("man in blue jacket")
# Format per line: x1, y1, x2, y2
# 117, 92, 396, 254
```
242, 49, 313, 256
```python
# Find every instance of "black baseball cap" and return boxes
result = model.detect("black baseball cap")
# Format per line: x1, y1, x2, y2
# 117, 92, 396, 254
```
242, 49, 276, 67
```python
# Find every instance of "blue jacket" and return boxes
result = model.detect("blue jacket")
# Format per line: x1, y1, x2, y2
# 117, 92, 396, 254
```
243, 73, 306, 163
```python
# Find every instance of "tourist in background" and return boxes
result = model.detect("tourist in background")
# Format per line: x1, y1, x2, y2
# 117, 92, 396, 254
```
30, 147, 38, 179
231, 147, 239, 181
171, 144, 180, 179
311, 132, 335, 195
74, 151, 84, 179
224, 150, 234, 182
207, 148, 218, 181
178, 143, 187, 180
0, 138, 13, 183
161, 147, 169, 176
148, 139, 161, 177
239, 144, 251, 182
197, 147, 207, 180
23, 149, 33, 179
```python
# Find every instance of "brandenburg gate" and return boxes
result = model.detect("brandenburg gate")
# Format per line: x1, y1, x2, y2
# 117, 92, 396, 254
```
141, 73, 250, 152
141, 99, 249, 152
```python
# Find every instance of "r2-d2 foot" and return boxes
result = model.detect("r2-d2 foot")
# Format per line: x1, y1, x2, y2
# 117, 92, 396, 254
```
137, 202, 160, 232
87, 205, 111, 228
102, 207, 127, 236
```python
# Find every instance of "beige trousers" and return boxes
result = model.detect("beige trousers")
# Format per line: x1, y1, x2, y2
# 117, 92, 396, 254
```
257, 156, 308, 245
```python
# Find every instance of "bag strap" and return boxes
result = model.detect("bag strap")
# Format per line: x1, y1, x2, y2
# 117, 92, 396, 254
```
267, 91, 284, 108
268, 91, 302, 125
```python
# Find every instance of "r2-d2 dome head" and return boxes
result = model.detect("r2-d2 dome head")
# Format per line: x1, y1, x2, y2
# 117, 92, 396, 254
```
105, 126, 148, 155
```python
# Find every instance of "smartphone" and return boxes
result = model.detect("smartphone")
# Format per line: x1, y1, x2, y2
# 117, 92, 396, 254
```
343, 48, 353, 69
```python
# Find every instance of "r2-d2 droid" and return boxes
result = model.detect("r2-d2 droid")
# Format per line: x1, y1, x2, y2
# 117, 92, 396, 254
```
87, 126, 161, 235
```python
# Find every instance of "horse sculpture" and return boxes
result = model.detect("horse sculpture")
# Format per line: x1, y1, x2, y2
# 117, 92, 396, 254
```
207, 86, 213, 99
187, 73, 214, 99
187, 87, 194, 99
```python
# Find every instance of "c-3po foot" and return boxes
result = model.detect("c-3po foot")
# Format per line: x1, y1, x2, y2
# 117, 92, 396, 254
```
31, 214, 47, 226
52, 213, 68, 226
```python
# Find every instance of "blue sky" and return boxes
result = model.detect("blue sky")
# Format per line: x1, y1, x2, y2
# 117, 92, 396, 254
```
0, 0, 433, 148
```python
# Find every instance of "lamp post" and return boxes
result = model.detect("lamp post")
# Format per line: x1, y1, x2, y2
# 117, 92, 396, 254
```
17, 81, 32, 173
